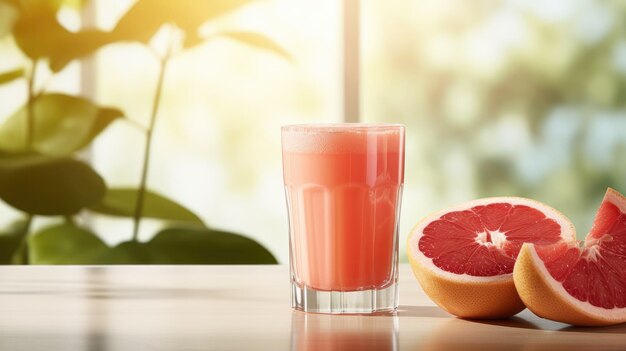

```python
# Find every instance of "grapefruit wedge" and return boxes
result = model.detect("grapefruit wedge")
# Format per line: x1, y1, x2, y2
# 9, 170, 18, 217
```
514, 188, 626, 326
407, 197, 575, 319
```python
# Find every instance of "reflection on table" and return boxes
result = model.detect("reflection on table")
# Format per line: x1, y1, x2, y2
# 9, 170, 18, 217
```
291, 311, 398, 351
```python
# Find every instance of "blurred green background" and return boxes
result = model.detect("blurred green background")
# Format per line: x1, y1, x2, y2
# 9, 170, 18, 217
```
362, 0, 626, 261
0, 0, 625, 264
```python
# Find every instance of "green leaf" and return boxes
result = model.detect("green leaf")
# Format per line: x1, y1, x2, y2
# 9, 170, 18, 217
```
90, 241, 166, 264
13, 3, 71, 60
0, 93, 123, 156
148, 227, 277, 264
5, 0, 85, 11
89, 188, 204, 225
111, 0, 250, 44
0, 0, 18, 37
29, 223, 108, 264
0, 68, 24, 85
56, 0, 87, 9
0, 219, 29, 264
0, 0, 19, 8
12, 3, 111, 72
213, 31, 291, 61
0, 153, 106, 215
90, 228, 277, 264
48, 30, 113, 72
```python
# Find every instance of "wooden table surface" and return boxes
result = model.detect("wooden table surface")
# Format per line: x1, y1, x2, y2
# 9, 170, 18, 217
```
0, 264, 625, 351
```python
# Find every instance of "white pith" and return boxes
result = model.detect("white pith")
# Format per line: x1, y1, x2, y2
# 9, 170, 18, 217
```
475, 230, 507, 249
583, 242, 603, 261
605, 188, 626, 214
408, 196, 576, 283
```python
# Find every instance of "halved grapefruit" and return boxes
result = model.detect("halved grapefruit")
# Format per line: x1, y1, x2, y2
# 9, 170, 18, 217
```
407, 197, 575, 319
514, 188, 626, 326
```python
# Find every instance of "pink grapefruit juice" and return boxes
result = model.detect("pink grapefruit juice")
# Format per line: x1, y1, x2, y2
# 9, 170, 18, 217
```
282, 124, 405, 291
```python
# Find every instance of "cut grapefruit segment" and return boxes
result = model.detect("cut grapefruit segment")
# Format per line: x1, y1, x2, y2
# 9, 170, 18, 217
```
408, 197, 575, 319
514, 188, 626, 326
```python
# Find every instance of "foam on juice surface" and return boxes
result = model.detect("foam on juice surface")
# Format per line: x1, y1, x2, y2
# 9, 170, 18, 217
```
281, 124, 404, 154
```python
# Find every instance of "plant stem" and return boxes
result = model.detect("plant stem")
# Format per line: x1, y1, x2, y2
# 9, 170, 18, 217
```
64, 215, 76, 226
26, 60, 37, 148
14, 215, 34, 265
17, 60, 37, 261
131, 55, 170, 241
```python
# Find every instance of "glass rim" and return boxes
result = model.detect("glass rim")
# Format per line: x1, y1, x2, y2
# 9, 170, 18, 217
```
282, 123, 405, 133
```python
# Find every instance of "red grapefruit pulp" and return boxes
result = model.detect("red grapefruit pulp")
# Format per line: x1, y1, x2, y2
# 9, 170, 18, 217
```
408, 197, 575, 318
514, 188, 626, 326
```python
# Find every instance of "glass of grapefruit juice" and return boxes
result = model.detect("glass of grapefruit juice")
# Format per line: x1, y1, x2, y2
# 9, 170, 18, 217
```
282, 124, 405, 313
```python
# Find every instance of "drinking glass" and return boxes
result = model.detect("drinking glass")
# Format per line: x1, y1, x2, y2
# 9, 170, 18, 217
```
282, 123, 405, 314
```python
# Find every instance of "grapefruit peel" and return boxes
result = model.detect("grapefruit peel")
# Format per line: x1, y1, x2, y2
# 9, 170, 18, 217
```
408, 196, 575, 319
514, 188, 626, 326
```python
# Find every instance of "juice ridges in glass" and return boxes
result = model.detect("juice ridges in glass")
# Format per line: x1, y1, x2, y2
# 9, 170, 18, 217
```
282, 126, 404, 291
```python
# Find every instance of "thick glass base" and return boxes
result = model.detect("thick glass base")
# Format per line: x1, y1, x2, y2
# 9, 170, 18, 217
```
291, 282, 398, 314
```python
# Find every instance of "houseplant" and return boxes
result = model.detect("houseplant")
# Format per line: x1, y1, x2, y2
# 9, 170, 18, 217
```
0, 0, 288, 264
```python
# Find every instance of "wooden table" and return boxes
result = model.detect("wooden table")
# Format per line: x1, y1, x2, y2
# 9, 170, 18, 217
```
0, 264, 624, 350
